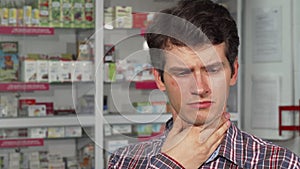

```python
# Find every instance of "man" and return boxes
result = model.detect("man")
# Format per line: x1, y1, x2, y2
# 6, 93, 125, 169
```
108, 0, 300, 168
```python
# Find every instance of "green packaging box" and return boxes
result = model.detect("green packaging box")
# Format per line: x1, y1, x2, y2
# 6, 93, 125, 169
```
50, 0, 62, 27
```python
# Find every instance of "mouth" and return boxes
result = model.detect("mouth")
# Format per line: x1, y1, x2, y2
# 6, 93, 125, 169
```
187, 101, 213, 109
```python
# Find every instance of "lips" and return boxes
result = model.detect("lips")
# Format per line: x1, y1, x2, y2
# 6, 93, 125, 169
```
187, 101, 213, 109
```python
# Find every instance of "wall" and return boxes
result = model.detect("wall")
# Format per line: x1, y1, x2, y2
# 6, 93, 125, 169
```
242, 0, 299, 155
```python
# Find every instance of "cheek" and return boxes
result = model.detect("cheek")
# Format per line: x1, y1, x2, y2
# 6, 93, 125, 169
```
210, 74, 230, 96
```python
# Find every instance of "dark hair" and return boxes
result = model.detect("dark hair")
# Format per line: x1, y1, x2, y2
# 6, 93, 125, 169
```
145, 0, 239, 79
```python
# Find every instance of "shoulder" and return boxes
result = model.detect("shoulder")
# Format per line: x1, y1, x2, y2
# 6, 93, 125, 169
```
240, 129, 299, 168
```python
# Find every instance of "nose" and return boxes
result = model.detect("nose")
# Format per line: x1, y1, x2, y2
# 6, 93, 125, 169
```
191, 72, 211, 97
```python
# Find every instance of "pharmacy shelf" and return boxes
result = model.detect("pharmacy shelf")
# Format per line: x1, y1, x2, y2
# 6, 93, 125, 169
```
0, 115, 95, 128
104, 112, 239, 125
104, 113, 172, 125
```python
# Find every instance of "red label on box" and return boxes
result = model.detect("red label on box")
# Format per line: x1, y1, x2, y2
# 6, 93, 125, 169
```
19, 99, 36, 109
135, 81, 158, 89
0, 138, 44, 148
133, 12, 148, 28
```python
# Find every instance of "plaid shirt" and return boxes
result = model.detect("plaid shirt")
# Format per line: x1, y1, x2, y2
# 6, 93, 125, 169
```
108, 118, 300, 169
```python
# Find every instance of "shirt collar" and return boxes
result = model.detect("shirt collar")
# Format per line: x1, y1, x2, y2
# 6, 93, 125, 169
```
165, 118, 243, 166
218, 123, 244, 167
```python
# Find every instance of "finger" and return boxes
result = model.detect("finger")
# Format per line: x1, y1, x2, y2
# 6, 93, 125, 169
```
204, 134, 226, 161
202, 120, 230, 144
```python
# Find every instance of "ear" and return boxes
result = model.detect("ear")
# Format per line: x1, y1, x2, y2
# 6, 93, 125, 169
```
152, 68, 166, 91
229, 58, 239, 86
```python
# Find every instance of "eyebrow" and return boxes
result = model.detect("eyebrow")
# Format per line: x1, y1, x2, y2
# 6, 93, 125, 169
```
167, 61, 225, 72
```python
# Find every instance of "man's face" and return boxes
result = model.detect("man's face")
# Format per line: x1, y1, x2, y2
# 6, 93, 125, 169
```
154, 42, 238, 126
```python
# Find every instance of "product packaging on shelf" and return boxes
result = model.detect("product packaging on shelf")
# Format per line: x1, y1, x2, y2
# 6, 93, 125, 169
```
61, 0, 73, 28
77, 95, 94, 115
104, 62, 116, 82
48, 153, 64, 169
31, 2, 40, 26
72, 60, 94, 82
9, 153, 20, 169
113, 6, 132, 28
23, 5, 32, 26
104, 7, 113, 29
0, 94, 18, 117
136, 124, 152, 136
104, 44, 115, 63
39, 0, 50, 26
60, 60, 73, 82
47, 127, 65, 138
112, 125, 132, 135
36, 59, 49, 82
36, 102, 54, 116
20, 59, 37, 82
48, 59, 61, 83
8, 6, 17, 26
18, 99, 36, 117
84, 0, 94, 28
132, 12, 148, 28
1, 6, 9, 26
78, 41, 93, 61
132, 101, 166, 114
29, 127, 47, 138
50, 0, 62, 27
0, 41, 19, 82
0, 154, 8, 169
65, 126, 82, 137
28, 104, 47, 117
17, 5, 24, 26
105, 139, 129, 154
73, 0, 85, 28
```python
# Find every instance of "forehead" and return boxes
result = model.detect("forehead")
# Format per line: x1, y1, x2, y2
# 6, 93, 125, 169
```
164, 43, 227, 67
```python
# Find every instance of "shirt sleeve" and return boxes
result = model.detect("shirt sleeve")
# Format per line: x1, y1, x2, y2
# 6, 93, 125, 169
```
150, 153, 185, 169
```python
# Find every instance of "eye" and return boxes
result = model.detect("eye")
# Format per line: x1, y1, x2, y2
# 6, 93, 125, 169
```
206, 65, 222, 73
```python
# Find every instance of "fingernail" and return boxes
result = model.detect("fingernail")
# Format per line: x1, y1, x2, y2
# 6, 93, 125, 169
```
224, 112, 230, 119
227, 121, 231, 127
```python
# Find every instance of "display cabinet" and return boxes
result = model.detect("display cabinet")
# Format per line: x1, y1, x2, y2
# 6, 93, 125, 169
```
0, 0, 97, 168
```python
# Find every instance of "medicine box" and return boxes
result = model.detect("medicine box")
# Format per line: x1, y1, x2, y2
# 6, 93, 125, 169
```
48, 127, 65, 138
20, 60, 37, 82
29, 127, 47, 138
73, 0, 85, 28
60, 61, 72, 82
0, 53, 19, 82
132, 12, 148, 28
65, 126, 82, 137
112, 125, 132, 135
104, 7, 113, 28
114, 6, 132, 28
48, 60, 61, 82
0, 94, 18, 117
72, 61, 93, 82
36, 60, 48, 82
28, 105, 47, 117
